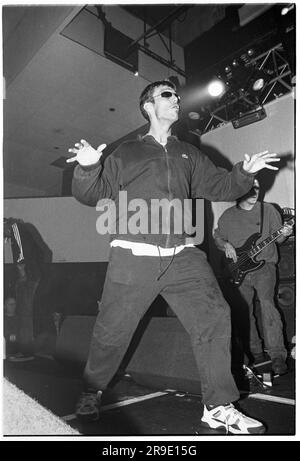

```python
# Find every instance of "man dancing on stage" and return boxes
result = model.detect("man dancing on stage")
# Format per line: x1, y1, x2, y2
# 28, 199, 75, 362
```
68, 80, 280, 434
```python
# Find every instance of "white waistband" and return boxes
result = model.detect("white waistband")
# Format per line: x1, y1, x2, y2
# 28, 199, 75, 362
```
110, 239, 194, 256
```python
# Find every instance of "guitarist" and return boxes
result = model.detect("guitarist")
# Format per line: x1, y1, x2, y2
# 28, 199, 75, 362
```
214, 179, 293, 375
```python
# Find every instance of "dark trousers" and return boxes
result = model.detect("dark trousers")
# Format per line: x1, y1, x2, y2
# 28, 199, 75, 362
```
16, 278, 40, 354
84, 246, 240, 406
237, 263, 287, 360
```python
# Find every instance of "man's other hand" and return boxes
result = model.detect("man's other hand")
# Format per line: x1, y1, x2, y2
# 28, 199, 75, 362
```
243, 150, 280, 174
67, 139, 106, 166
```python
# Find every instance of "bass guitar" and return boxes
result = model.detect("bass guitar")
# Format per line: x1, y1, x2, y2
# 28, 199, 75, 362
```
223, 216, 294, 286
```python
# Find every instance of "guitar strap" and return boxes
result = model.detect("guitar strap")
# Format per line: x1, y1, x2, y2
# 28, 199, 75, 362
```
260, 202, 264, 235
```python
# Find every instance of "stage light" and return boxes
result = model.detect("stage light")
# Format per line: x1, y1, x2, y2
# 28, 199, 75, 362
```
232, 107, 266, 129
249, 69, 267, 92
281, 4, 294, 15
241, 53, 248, 63
208, 79, 225, 97
252, 77, 264, 91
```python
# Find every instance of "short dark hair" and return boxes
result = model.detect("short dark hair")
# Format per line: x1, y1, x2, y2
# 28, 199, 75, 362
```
139, 80, 176, 121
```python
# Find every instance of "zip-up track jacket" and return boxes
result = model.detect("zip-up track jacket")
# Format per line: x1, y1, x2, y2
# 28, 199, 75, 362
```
72, 135, 255, 248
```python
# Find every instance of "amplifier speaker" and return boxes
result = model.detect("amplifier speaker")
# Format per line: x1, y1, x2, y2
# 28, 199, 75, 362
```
126, 317, 201, 395
278, 237, 295, 280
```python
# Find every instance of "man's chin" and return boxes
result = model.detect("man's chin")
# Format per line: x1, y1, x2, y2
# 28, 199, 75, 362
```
170, 111, 179, 121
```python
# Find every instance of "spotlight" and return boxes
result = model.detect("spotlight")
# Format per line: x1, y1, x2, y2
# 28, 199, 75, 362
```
208, 79, 225, 97
281, 4, 294, 15
247, 49, 254, 56
134, 70, 139, 76
252, 78, 264, 91
232, 59, 238, 67
249, 69, 267, 92
225, 66, 231, 73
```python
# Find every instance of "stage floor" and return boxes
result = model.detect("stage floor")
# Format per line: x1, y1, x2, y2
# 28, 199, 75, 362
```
3, 355, 295, 437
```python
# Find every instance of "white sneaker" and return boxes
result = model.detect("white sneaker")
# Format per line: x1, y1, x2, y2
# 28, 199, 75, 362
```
201, 404, 266, 434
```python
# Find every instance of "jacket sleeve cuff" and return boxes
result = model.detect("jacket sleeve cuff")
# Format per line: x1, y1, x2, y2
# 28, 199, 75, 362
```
78, 159, 102, 171
238, 161, 256, 178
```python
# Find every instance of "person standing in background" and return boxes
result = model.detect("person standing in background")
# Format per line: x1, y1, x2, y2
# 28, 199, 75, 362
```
4, 218, 44, 358
214, 179, 293, 375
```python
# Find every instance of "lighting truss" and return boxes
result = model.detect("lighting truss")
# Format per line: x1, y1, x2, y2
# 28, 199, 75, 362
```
126, 5, 189, 78
82, 5, 188, 77
192, 43, 292, 135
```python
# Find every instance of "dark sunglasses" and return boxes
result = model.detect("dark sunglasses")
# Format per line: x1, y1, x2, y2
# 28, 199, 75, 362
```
153, 91, 181, 102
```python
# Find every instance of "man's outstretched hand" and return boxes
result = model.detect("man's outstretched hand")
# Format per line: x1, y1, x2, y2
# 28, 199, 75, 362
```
243, 150, 280, 174
67, 139, 106, 166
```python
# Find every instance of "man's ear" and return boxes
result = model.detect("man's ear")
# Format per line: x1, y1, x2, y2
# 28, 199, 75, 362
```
143, 101, 153, 118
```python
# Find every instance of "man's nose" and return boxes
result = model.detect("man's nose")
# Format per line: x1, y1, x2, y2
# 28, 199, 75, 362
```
171, 93, 179, 103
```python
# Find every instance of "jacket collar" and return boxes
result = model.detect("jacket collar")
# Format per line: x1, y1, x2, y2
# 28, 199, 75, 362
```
139, 134, 178, 144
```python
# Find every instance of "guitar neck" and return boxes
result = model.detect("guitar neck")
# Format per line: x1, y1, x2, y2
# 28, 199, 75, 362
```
249, 219, 294, 257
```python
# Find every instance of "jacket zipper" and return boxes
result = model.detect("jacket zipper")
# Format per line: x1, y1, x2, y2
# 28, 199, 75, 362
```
163, 144, 171, 248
